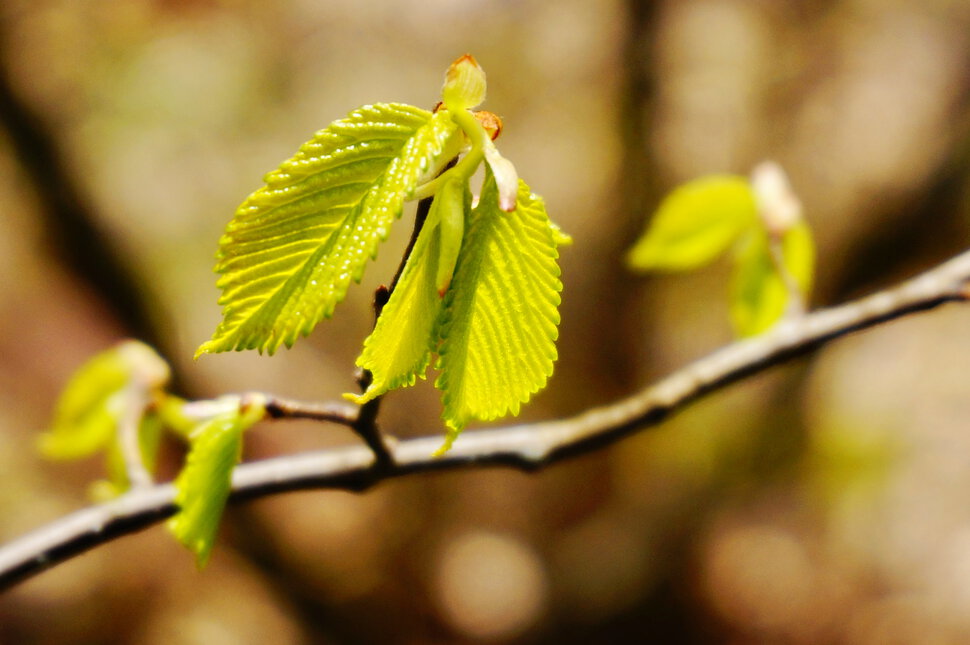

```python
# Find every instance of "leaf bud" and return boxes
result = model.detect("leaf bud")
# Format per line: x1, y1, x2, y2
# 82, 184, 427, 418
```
442, 54, 487, 110
750, 161, 802, 236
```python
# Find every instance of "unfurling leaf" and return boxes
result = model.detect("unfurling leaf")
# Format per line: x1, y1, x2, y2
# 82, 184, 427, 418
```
198, 103, 460, 356
729, 221, 815, 336
442, 54, 487, 110
40, 340, 169, 460
434, 172, 565, 452
169, 396, 265, 568
627, 175, 756, 271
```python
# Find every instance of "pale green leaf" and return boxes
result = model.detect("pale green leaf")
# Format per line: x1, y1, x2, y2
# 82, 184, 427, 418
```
434, 172, 565, 451
627, 175, 756, 272
169, 400, 264, 567
729, 221, 815, 337
40, 340, 169, 459
348, 204, 446, 404
198, 103, 460, 356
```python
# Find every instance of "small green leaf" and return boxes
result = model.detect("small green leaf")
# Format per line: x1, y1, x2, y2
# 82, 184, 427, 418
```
434, 172, 566, 451
348, 205, 446, 404
729, 221, 815, 336
40, 340, 169, 459
169, 398, 265, 568
198, 103, 460, 356
627, 175, 756, 272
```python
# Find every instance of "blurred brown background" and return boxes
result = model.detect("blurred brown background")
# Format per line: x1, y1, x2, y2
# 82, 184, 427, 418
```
2, 0, 970, 643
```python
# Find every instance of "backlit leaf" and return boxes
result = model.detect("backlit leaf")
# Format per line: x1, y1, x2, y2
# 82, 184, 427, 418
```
169, 397, 265, 568
198, 103, 460, 356
434, 172, 565, 451
627, 175, 756, 272
442, 54, 486, 110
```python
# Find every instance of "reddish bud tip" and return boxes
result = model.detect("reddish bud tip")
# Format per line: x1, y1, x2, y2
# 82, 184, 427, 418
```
474, 110, 503, 140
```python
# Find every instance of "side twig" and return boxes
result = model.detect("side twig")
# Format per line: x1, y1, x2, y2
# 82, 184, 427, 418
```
262, 396, 358, 426
2, 248, 970, 590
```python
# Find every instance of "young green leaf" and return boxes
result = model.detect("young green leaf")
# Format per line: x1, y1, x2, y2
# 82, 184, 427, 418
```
627, 175, 756, 272
40, 340, 169, 459
197, 103, 460, 356
348, 207, 446, 404
729, 221, 815, 336
169, 397, 265, 568
434, 172, 566, 452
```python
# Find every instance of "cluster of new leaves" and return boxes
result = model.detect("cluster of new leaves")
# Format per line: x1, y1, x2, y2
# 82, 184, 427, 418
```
627, 164, 815, 336
198, 55, 569, 449
41, 341, 266, 566
39, 56, 569, 567
40, 341, 170, 496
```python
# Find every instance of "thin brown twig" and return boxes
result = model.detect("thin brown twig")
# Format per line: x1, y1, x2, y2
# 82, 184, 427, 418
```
2, 247, 969, 590
262, 395, 358, 425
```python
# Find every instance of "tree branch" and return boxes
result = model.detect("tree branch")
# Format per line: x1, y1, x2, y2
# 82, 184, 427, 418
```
3, 248, 970, 591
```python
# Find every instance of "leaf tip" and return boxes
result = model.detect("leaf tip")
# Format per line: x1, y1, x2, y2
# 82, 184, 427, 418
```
342, 391, 369, 405
432, 430, 459, 457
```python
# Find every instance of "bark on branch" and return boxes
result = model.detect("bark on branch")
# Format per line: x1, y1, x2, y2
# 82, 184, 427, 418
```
2, 249, 970, 591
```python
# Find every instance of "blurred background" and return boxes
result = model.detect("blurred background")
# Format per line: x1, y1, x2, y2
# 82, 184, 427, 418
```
2, 0, 970, 643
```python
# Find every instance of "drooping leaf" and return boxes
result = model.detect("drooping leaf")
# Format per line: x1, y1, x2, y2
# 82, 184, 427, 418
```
729, 221, 815, 337
169, 397, 265, 567
627, 175, 756, 272
434, 172, 565, 451
40, 340, 169, 459
348, 207, 446, 404
197, 103, 460, 356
